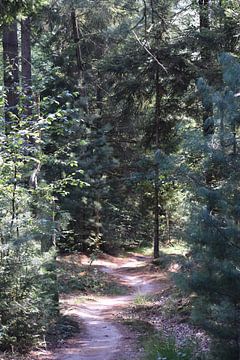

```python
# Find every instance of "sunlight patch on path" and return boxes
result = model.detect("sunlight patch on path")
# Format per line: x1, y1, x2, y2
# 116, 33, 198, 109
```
50, 254, 165, 360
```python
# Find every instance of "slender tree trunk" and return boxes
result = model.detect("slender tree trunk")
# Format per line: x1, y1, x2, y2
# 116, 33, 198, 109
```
3, 22, 19, 134
96, 79, 103, 115
199, 0, 213, 136
199, 0, 210, 31
154, 67, 161, 258
22, 21, 41, 191
150, 0, 154, 24
154, 171, 160, 258
71, 9, 84, 78
233, 119, 237, 156
21, 18, 32, 116
71, 9, 88, 113
219, 107, 225, 154
166, 210, 171, 243
143, 0, 147, 38
199, 0, 211, 65
41, 199, 59, 315
151, 0, 162, 259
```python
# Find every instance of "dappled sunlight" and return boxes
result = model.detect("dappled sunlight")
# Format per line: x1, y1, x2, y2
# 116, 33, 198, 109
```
48, 254, 167, 360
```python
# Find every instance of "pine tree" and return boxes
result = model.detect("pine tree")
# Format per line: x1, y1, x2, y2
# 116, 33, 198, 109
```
2, 21, 19, 133
179, 53, 240, 359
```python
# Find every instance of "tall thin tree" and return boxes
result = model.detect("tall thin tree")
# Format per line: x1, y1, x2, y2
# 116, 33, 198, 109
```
21, 18, 32, 110
3, 22, 19, 134
199, 0, 213, 136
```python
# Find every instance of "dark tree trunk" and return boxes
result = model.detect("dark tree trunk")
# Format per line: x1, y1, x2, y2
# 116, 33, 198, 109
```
199, 0, 210, 31
154, 67, 161, 259
199, 0, 213, 136
3, 22, 19, 134
199, 0, 211, 66
71, 9, 88, 113
21, 18, 32, 108
96, 79, 103, 115
21, 20, 41, 188
71, 9, 84, 76
151, 1, 162, 259
154, 174, 160, 258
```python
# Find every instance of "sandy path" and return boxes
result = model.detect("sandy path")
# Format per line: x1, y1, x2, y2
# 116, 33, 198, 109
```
46, 254, 167, 360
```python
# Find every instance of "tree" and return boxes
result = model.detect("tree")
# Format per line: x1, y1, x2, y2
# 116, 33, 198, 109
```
2, 22, 19, 133
178, 53, 240, 360
21, 17, 32, 121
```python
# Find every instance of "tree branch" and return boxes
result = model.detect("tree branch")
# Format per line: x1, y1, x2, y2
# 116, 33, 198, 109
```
132, 30, 168, 74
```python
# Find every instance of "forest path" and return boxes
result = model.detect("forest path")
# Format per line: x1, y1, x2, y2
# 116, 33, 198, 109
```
44, 253, 168, 360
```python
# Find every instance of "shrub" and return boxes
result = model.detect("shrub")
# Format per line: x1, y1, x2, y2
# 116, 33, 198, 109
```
0, 248, 58, 352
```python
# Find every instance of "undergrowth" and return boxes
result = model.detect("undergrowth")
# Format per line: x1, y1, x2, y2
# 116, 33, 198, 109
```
57, 258, 128, 295
143, 334, 194, 360
46, 315, 80, 347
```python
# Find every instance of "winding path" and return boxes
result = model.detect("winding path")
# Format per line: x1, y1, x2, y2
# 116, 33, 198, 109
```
44, 254, 167, 360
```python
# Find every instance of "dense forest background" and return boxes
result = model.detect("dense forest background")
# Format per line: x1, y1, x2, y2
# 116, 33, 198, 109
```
0, 0, 240, 359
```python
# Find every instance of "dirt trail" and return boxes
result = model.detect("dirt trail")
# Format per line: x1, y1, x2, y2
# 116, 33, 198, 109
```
46, 254, 167, 360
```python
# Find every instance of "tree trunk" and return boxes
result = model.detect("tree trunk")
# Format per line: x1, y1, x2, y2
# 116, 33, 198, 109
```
150, 0, 154, 24
71, 9, 84, 77
151, 0, 162, 259
199, 0, 211, 64
21, 18, 32, 114
21, 19, 41, 188
71, 9, 88, 113
154, 171, 160, 258
3, 22, 19, 134
153, 67, 161, 259
199, 0, 213, 136
166, 210, 171, 243
199, 0, 210, 31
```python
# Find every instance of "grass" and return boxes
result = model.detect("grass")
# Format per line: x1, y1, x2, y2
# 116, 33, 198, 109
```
122, 319, 195, 360
150, 241, 189, 270
160, 242, 189, 256
134, 293, 155, 306
132, 245, 153, 256
46, 315, 80, 348
143, 334, 194, 360
57, 258, 129, 296
128, 240, 189, 257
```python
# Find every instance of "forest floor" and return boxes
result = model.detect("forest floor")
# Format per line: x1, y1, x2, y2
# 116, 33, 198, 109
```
0, 249, 209, 360
41, 252, 168, 360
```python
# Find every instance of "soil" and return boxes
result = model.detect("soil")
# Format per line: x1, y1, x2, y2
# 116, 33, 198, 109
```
0, 253, 169, 360
36, 253, 168, 360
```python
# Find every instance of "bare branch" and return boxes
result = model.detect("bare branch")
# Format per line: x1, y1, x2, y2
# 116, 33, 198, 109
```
132, 30, 168, 74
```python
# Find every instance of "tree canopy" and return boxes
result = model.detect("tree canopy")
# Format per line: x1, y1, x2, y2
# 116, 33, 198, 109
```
0, 0, 240, 358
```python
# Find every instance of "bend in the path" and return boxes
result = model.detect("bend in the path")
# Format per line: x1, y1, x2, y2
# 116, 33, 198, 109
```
49, 253, 167, 360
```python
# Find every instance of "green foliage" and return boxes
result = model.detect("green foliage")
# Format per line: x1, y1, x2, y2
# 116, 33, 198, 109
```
177, 53, 240, 360
143, 334, 194, 360
1, 0, 240, 355
152, 251, 185, 270
0, 249, 57, 352
0, 88, 72, 351
0, 0, 46, 24
57, 256, 128, 296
